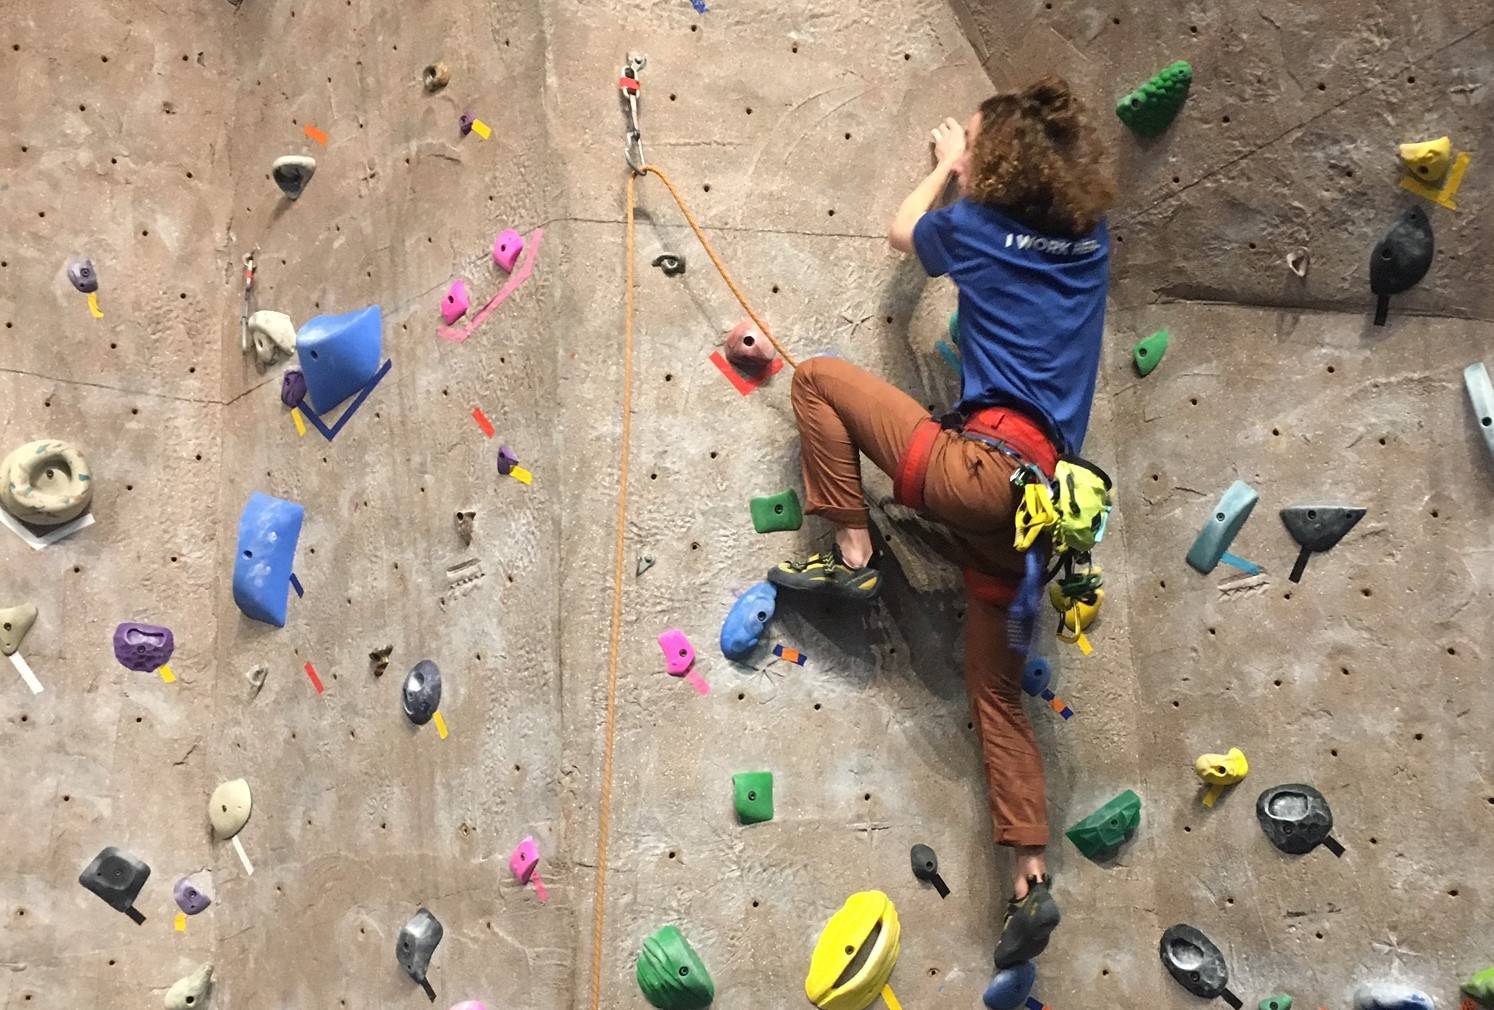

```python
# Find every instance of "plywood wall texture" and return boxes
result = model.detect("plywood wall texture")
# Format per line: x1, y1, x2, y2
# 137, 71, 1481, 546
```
2, 0, 1490, 1008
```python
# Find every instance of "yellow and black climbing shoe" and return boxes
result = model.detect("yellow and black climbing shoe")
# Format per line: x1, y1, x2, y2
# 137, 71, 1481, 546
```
768, 545, 881, 602
993, 875, 1061, 969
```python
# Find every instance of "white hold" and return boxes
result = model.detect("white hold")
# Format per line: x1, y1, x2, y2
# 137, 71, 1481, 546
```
1353, 982, 1435, 1010
245, 664, 268, 699
247, 310, 297, 367
0, 603, 38, 656
164, 963, 214, 1010
1287, 248, 1309, 278
208, 778, 252, 839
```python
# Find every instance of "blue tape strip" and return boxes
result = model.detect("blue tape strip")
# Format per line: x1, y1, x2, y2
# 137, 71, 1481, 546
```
1219, 551, 1262, 575
936, 340, 960, 373
1025, 997, 1045, 1010
1059, 706, 1073, 720
298, 359, 393, 442
289, 572, 304, 598
690, 0, 708, 10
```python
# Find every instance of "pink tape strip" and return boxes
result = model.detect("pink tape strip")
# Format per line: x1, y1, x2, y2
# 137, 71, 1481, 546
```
684, 669, 710, 695
437, 228, 544, 343
531, 872, 550, 903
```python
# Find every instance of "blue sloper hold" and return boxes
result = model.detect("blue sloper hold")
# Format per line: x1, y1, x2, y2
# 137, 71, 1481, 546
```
233, 492, 305, 627
720, 581, 777, 660
984, 961, 1036, 1010
1186, 480, 1259, 574
298, 305, 384, 413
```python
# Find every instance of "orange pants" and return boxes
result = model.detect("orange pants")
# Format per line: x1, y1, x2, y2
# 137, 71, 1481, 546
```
791, 356, 1050, 847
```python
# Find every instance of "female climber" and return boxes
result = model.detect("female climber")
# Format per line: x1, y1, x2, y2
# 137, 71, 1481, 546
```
767, 76, 1116, 969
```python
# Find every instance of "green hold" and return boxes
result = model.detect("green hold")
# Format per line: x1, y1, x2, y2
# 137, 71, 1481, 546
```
733, 771, 774, 824
750, 489, 803, 534
1065, 789, 1141, 859
1116, 61, 1193, 137
636, 925, 714, 1010
1464, 967, 1494, 1005
1132, 330, 1169, 376
1259, 997, 1293, 1010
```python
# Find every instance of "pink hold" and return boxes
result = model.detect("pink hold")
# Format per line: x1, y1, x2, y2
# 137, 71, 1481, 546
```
441, 279, 470, 325
448, 1003, 488, 1010
510, 835, 541, 884
493, 229, 524, 273
658, 628, 696, 676
725, 319, 776, 375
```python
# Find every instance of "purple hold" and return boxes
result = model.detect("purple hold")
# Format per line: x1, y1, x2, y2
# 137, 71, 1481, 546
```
281, 369, 307, 407
112, 622, 175, 673
496, 445, 519, 476
459, 111, 475, 136
173, 877, 212, 915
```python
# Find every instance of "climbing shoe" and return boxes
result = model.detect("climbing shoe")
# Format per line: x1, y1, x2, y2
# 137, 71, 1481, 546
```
767, 545, 881, 601
993, 875, 1061, 969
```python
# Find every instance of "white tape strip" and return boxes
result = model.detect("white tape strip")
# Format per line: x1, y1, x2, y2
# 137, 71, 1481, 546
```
0, 509, 96, 551
9, 652, 43, 694
231, 835, 255, 876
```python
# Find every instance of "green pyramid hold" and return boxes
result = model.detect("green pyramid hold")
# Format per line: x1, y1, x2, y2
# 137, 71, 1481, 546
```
1132, 330, 1169, 376
1464, 967, 1494, 1006
1065, 789, 1141, 859
750, 490, 803, 534
1259, 996, 1294, 1010
1116, 61, 1192, 137
636, 925, 715, 1010
733, 771, 774, 824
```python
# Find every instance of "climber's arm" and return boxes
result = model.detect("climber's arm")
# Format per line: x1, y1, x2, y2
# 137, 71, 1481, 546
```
888, 162, 957, 253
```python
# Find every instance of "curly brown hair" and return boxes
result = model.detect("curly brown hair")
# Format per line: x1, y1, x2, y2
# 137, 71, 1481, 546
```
966, 76, 1116, 238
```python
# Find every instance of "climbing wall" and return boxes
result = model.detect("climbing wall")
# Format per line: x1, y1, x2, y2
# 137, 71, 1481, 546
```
3, 0, 1491, 1009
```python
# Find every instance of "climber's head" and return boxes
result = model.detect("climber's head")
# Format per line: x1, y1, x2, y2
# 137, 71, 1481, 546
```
956, 76, 1116, 238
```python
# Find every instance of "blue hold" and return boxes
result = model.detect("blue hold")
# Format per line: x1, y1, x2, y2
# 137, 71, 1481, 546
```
233, 492, 305, 627
720, 581, 777, 660
984, 961, 1036, 1010
1021, 656, 1052, 697
298, 305, 384, 413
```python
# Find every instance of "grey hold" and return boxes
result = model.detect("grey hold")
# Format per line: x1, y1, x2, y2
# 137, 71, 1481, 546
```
403, 659, 442, 725
1159, 924, 1239, 1006
1256, 783, 1344, 857
272, 155, 317, 200
1353, 983, 1435, 1010
396, 907, 444, 1001
78, 846, 151, 924
67, 257, 99, 293
245, 663, 268, 698
455, 510, 476, 546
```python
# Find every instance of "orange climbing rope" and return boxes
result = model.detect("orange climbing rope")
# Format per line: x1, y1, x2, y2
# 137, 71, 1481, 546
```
589, 164, 797, 1010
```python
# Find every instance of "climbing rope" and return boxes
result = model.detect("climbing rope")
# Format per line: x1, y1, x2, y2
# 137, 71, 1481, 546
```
589, 163, 799, 1009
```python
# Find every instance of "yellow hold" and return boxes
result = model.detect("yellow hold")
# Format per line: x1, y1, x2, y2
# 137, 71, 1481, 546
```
1398, 135, 1451, 183
806, 891, 901, 1010
1194, 747, 1248, 808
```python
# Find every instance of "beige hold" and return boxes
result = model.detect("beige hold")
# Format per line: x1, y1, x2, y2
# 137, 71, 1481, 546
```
247, 311, 297, 367
209, 779, 252, 839
164, 963, 213, 1010
0, 603, 37, 656
0, 440, 94, 527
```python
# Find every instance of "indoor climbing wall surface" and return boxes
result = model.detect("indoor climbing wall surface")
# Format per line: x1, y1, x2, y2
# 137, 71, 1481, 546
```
3, 0, 1492, 1009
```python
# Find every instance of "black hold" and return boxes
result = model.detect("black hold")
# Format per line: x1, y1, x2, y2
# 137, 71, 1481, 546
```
1159, 924, 1240, 1007
637, 553, 656, 577
396, 907, 443, 1002
910, 843, 950, 898
1256, 783, 1345, 857
652, 254, 686, 277
78, 846, 151, 924
1369, 206, 1434, 326
402, 659, 442, 725
1279, 506, 1366, 583
271, 155, 317, 200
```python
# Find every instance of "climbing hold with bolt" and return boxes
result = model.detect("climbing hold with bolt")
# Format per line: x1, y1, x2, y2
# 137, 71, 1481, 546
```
112, 622, 175, 673
733, 771, 774, 824
1160, 924, 1240, 1006
1279, 505, 1365, 582
658, 628, 697, 675
1256, 783, 1345, 857
209, 778, 252, 839
271, 155, 316, 200
164, 963, 214, 1010
248, 310, 298, 367
1354, 983, 1434, 1010
1065, 789, 1140, 859
1115, 61, 1192, 137
1370, 205, 1434, 326
67, 257, 99, 293
805, 891, 901, 1010
232, 492, 304, 628
494, 229, 525, 273
423, 62, 450, 91
281, 369, 308, 407
750, 489, 803, 533
1398, 135, 1451, 183
441, 280, 470, 325
1259, 996, 1293, 1010
0, 439, 94, 527
720, 581, 777, 660
1186, 480, 1260, 575
1462, 362, 1494, 463
78, 846, 151, 924
910, 843, 949, 898
1194, 747, 1248, 807
403, 659, 443, 726
455, 510, 476, 545
0, 602, 38, 657
297, 304, 384, 412
173, 876, 212, 915
396, 907, 444, 1001
1132, 330, 1168, 376
652, 253, 686, 277
636, 925, 715, 1010
1463, 967, 1494, 1005
726, 319, 776, 375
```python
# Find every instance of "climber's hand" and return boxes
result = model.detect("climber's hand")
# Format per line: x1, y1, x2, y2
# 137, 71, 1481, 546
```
931, 117, 966, 167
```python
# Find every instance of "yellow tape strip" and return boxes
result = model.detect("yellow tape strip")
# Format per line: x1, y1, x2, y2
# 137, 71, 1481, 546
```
1076, 629, 1093, 656
291, 408, 307, 437
511, 466, 533, 485
882, 986, 903, 1010
87, 292, 104, 318
174, 911, 187, 932
1400, 151, 1472, 210
1202, 783, 1223, 808
158, 664, 176, 684
433, 710, 448, 739
471, 119, 492, 140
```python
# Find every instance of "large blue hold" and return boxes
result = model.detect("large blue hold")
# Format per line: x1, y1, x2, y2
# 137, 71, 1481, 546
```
298, 305, 383, 412
233, 492, 304, 627
984, 961, 1036, 1010
720, 581, 777, 660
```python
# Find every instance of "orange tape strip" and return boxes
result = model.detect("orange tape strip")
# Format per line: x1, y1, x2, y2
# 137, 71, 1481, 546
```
303, 124, 328, 145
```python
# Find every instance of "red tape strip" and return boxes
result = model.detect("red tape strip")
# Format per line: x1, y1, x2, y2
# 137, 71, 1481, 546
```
710, 351, 783, 396
472, 407, 495, 438
304, 661, 325, 695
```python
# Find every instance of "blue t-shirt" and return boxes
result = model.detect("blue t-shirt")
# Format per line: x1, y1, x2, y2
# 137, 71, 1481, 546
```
913, 199, 1109, 455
